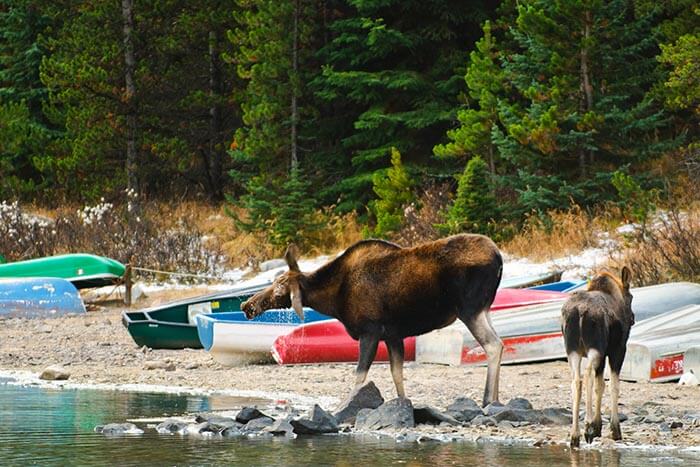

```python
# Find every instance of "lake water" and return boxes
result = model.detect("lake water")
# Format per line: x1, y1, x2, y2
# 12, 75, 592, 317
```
1, 379, 697, 466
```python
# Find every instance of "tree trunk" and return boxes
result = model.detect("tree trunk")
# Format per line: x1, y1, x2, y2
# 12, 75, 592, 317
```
208, 29, 223, 200
290, 0, 299, 172
579, 10, 594, 177
121, 0, 139, 219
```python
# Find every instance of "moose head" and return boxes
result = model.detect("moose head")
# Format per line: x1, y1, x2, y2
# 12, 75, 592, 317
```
241, 245, 305, 321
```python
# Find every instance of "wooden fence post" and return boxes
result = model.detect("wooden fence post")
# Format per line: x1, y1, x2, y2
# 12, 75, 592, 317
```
124, 263, 132, 307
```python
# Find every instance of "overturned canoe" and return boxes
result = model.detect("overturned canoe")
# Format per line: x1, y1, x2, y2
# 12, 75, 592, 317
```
121, 283, 269, 349
499, 270, 563, 289
0, 277, 86, 318
271, 288, 566, 365
528, 280, 587, 293
0, 253, 125, 289
416, 282, 700, 366
196, 309, 329, 366
620, 304, 700, 383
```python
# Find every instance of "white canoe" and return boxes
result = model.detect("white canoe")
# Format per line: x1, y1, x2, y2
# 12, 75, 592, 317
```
416, 282, 700, 366
683, 346, 700, 377
619, 304, 700, 383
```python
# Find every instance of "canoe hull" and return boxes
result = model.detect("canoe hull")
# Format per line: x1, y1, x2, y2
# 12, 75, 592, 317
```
0, 254, 125, 289
121, 284, 268, 349
417, 282, 700, 366
0, 277, 86, 319
272, 320, 416, 365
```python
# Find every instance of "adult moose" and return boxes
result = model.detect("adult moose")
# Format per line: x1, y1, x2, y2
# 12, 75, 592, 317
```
241, 234, 504, 406
561, 267, 634, 448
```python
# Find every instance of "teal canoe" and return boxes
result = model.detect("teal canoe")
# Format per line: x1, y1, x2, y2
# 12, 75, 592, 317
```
121, 283, 269, 349
0, 253, 126, 289
0, 277, 86, 318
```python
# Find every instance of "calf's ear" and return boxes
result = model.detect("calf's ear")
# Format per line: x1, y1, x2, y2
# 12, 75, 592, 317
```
284, 244, 300, 272
289, 279, 304, 321
621, 266, 632, 290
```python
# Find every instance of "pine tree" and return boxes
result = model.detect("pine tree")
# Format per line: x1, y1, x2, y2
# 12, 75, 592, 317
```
441, 155, 497, 235
370, 147, 414, 238
314, 0, 495, 212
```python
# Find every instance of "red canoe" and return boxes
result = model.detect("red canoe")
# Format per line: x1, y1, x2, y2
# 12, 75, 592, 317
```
271, 288, 567, 365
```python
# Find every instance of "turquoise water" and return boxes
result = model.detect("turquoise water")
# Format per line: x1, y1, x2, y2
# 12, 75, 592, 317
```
1, 380, 697, 466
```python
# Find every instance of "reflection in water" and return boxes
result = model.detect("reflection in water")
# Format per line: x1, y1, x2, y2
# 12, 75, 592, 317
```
0, 382, 694, 467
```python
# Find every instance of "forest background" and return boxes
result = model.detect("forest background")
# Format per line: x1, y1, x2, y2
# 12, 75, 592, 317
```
0, 0, 698, 281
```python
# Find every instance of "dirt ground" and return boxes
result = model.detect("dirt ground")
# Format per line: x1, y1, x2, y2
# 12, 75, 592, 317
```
1, 289, 699, 450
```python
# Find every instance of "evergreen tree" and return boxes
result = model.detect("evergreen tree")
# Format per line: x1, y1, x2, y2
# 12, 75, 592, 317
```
314, 0, 494, 212
370, 147, 413, 238
440, 155, 497, 235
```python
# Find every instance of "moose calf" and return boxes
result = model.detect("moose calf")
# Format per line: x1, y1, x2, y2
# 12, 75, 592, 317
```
561, 267, 634, 447
241, 234, 504, 406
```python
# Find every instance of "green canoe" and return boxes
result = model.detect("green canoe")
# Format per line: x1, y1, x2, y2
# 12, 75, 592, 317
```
121, 283, 269, 349
0, 253, 126, 289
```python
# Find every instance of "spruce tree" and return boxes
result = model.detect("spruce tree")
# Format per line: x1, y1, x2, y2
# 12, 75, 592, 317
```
441, 155, 497, 235
370, 147, 414, 238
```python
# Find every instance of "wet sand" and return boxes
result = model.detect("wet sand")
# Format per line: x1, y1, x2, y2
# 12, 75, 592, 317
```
1, 293, 699, 451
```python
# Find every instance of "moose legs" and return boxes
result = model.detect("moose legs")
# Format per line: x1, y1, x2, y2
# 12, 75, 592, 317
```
568, 352, 583, 448
584, 351, 605, 443
353, 333, 379, 391
385, 336, 406, 398
463, 310, 503, 406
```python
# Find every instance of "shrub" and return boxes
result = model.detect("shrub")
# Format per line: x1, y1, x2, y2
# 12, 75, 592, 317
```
369, 148, 414, 238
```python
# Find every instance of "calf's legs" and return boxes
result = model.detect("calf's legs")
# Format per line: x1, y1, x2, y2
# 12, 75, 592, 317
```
463, 310, 503, 406
353, 333, 379, 391
568, 352, 583, 448
584, 351, 604, 443
385, 337, 406, 398
609, 371, 622, 440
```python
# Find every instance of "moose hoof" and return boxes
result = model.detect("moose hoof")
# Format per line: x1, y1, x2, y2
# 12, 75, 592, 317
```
610, 423, 622, 441
570, 434, 580, 448
584, 420, 602, 444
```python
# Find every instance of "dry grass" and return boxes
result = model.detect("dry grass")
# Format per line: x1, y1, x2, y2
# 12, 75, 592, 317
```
501, 205, 608, 261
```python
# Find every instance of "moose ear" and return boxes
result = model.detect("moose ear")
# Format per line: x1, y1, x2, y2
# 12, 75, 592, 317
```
621, 266, 632, 290
284, 244, 300, 272
289, 279, 304, 321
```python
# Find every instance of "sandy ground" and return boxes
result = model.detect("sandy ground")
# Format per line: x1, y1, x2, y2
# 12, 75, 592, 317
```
1, 290, 699, 451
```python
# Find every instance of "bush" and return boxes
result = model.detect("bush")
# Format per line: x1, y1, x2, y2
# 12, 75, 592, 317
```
369, 148, 414, 238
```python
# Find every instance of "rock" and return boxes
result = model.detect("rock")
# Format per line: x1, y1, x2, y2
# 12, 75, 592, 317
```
540, 407, 573, 425
184, 422, 219, 436
242, 417, 275, 433
221, 425, 245, 438
483, 402, 508, 417
95, 423, 143, 435
670, 421, 683, 429
264, 418, 296, 437
334, 381, 385, 424
470, 415, 497, 426
38, 324, 53, 333
290, 405, 339, 435
644, 414, 665, 424
498, 420, 516, 429
659, 422, 672, 432
493, 408, 549, 424
506, 397, 533, 410
259, 258, 287, 272
155, 419, 189, 434
413, 405, 461, 426
194, 414, 240, 430
355, 398, 415, 431
236, 407, 273, 424
39, 365, 70, 381
143, 360, 176, 371
445, 397, 483, 423
184, 362, 200, 370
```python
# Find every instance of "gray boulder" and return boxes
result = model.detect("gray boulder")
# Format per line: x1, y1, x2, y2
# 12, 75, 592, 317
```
155, 419, 189, 434
470, 415, 497, 426
355, 397, 414, 431
483, 402, 508, 417
194, 414, 240, 431
264, 418, 296, 437
446, 397, 483, 423
334, 381, 385, 424
291, 405, 339, 435
94, 423, 143, 435
242, 417, 275, 432
413, 405, 462, 426
506, 397, 533, 410
540, 407, 573, 425
236, 407, 273, 424
39, 365, 70, 381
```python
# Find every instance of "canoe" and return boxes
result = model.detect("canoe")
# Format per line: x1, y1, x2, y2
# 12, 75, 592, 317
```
0, 277, 86, 318
499, 270, 563, 289
271, 288, 565, 365
528, 280, 587, 293
196, 309, 328, 365
619, 305, 700, 383
121, 283, 269, 349
273, 320, 417, 365
0, 254, 125, 289
416, 282, 700, 366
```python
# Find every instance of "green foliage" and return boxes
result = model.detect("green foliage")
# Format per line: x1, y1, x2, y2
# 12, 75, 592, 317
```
439, 156, 497, 235
611, 169, 658, 224
370, 148, 414, 238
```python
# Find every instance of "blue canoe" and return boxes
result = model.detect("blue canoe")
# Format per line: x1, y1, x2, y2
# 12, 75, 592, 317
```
529, 280, 587, 293
196, 309, 329, 365
0, 277, 86, 319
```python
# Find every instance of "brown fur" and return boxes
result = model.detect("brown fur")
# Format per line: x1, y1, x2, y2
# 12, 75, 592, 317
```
241, 234, 505, 405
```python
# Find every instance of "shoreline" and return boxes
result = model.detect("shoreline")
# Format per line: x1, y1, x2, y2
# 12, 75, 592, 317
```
2, 299, 700, 453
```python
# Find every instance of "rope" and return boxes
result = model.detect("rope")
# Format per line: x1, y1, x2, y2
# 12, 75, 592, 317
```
131, 266, 231, 282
